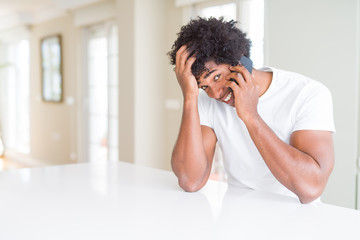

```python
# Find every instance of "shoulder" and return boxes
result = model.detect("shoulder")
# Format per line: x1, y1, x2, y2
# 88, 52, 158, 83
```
264, 67, 331, 96
198, 90, 214, 114
274, 67, 314, 87
277, 68, 333, 106
198, 89, 210, 101
198, 89, 211, 107
198, 89, 218, 107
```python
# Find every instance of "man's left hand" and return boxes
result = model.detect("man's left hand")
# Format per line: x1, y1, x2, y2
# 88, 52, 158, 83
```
225, 65, 260, 123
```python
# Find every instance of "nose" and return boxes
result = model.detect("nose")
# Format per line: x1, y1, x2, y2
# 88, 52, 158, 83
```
207, 81, 226, 100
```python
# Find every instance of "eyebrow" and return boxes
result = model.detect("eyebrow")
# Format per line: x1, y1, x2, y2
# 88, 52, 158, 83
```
204, 69, 216, 79
197, 69, 217, 84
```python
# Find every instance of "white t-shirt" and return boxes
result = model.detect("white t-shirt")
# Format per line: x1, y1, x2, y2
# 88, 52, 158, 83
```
198, 67, 335, 198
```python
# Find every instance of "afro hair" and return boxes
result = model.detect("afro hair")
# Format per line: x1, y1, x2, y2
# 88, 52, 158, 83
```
168, 17, 252, 78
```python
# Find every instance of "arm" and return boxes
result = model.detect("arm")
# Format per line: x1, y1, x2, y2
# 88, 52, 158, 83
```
246, 117, 334, 203
171, 46, 217, 192
226, 65, 334, 203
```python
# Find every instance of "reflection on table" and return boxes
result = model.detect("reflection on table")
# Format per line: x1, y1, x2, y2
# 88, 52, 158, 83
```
0, 161, 359, 240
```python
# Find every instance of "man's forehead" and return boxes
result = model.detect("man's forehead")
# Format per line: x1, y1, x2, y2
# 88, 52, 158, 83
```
197, 61, 217, 82
197, 69, 211, 83
204, 61, 217, 70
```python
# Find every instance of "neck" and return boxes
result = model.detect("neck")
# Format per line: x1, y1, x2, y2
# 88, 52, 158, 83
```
252, 68, 273, 97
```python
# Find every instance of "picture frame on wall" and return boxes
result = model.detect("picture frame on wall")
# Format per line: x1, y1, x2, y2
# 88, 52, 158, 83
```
41, 34, 63, 102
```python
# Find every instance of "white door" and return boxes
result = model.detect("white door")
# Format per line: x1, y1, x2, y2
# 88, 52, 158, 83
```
83, 22, 119, 162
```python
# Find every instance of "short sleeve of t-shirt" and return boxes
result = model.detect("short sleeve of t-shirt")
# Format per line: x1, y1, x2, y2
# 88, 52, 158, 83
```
197, 90, 213, 128
292, 82, 335, 133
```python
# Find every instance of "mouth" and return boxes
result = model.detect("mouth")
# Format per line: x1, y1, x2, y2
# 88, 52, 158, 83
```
221, 89, 234, 105
223, 91, 232, 102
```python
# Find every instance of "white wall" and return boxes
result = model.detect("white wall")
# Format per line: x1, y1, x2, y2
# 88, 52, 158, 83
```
116, 0, 136, 164
265, 0, 359, 208
134, 0, 167, 169
30, 15, 77, 165
164, 2, 184, 171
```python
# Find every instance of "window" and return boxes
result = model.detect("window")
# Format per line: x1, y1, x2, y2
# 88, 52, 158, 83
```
83, 22, 119, 162
0, 40, 30, 154
190, 0, 264, 181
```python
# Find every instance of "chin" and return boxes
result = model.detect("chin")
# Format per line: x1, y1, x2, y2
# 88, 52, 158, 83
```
229, 102, 235, 107
227, 98, 235, 107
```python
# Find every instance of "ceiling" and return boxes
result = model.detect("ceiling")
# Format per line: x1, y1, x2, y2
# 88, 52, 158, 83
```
0, 0, 103, 30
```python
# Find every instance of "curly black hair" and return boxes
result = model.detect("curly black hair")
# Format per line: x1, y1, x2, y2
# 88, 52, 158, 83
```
168, 17, 252, 78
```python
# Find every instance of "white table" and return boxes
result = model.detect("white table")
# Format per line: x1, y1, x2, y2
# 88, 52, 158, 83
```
0, 162, 359, 240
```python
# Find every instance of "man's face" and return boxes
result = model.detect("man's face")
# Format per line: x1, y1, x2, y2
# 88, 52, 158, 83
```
197, 60, 235, 107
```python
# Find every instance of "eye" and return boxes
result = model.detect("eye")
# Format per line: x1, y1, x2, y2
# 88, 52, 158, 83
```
214, 74, 221, 81
200, 86, 208, 91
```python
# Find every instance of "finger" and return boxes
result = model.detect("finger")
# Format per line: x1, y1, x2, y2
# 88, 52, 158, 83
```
226, 72, 246, 88
229, 65, 253, 82
175, 45, 187, 70
185, 55, 196, 72
175, 46, 185, 67
225, 80, 240, 94
178, 49, 191, 72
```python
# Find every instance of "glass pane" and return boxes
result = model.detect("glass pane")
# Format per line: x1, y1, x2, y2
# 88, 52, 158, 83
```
109, 87, 118, 117
41, 36, 62, 102
88, 86, 108, 115
88, 58, 108, 87
108, 147, 119, 162
247, 0, 264, 67
199, 3, 236, 21
108, 117, 118, 148
6, 67, 16, 147
88, 32, 107, 58
109, 24, 118, 55
108, 56, 118, 86
89, 143, 107, 163
89, 115, 108, 144
88, 37, 108, 87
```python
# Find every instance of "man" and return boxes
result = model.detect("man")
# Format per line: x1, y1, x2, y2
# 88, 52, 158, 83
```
168, 17, 335, 204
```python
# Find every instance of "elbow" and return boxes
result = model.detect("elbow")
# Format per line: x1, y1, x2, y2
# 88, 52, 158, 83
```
299, 193, 320, 204
297, 185, 323, 204
293, 169, 331, 204
171, 155, 207, 193
178, 178, 203, 192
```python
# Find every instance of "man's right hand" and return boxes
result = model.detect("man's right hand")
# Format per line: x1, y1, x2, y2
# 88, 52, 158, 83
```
175, 45, 198, 99
172, 46, 217, 193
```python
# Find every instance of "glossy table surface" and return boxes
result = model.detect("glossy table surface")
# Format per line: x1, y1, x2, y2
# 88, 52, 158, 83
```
0, 161, 359, 240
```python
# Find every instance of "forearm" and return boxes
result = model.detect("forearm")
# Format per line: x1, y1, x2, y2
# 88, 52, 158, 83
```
171, 97, 210, 191
244, 115, 325, 203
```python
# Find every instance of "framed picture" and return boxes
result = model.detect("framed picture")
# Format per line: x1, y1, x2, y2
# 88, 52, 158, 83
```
41, 35, 63, 102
